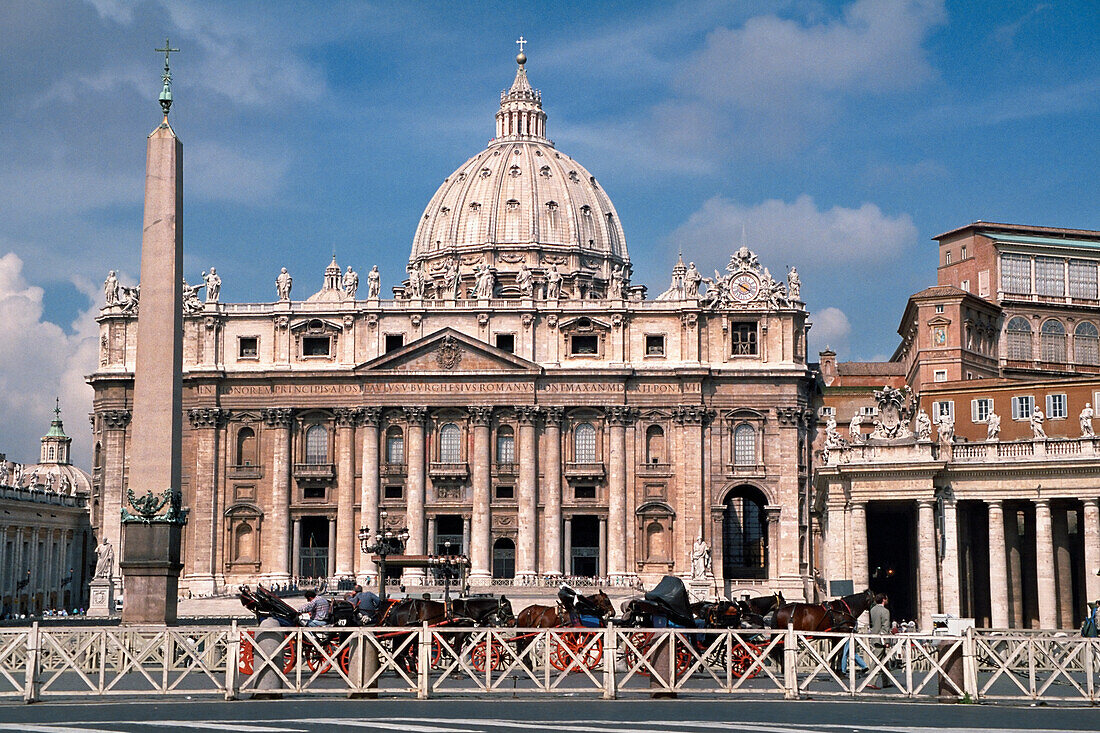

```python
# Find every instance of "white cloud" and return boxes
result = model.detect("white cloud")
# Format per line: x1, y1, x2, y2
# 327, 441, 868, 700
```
187, 142, 289, 205
85, 0, 133, 24
810, 306, 853, 356
0, 253, 98, 468
666, 194, 918, 267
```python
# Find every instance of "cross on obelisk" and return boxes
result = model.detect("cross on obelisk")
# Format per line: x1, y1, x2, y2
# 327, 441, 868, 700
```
155, 38, 179, 117
155, 38, 179, 70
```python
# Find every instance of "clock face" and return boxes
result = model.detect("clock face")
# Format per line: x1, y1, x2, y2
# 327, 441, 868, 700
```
732, 273, 760, 302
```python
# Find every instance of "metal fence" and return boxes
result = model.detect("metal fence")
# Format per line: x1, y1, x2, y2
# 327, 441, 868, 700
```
2, 623, 1097, 703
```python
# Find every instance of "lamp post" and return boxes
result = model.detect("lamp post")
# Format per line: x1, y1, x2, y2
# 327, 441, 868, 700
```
357, 509, 408, 601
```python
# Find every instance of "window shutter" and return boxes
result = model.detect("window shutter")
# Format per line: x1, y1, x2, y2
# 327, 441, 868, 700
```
1045, 394, 1054, 417
1011, 397, 1020, 420
971, 399, 980, 422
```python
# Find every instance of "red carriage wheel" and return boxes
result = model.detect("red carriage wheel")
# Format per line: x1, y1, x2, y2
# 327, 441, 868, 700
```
337, 644, 351, 675
470, 638, 502, 672
238, 632, 255, 675
622, 631, 654, 676
674, 639, 694, 675
431, 637, 444, 669
729, 645, 760, 679
282, 636, 298, 674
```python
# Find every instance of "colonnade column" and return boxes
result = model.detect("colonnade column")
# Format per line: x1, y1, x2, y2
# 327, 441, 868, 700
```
327, 517, 337, 579
1005, 506, 1025, 627
291, 517, 302, 578
1034, 499, 1058, 628
849, 501, 868, 591
940, 492, 961, 617
607, 407, 632, 578
987, 500, 1010, 628
516, 406, 540, 581
1084, 499, 1100, 604
404, 407, 428, 584
564, 516, 573, 576
469, 407, 493, 586
262, 407, 293, 581
674, 405, 707, 578
543, 407, 564, 577
358, 408, 381, 583
185, 407, 227, 595
100, 409, 132, 592
334, 408, 358, 578
917, 499, 938, 630
1052, 505, 1074, 628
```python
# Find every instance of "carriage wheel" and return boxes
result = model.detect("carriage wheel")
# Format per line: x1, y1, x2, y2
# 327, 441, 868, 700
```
622, 631, 654, 676
238, 632, 255, 675
431, 637, 443, 669
470, 638, 503, 673
729, 645, 760, 679
674, 639, 695, 675
550, 631, 602, 671
282, 637, 297, 674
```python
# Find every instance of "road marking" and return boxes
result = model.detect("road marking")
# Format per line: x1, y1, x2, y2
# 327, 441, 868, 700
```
3, 726, 124, 733
325, 721, 485, 733
139, 724, 305, 733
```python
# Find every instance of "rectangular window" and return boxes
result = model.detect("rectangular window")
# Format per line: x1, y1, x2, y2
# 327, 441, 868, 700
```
574, 485, 596, 500
384, 485, 403, 499
978, 270, 990, 297
860, 406, 877, 416
731, 322, 758, 355
933, 401, 954, 422
934, 369, 948, 382
971, 398, 993, 423
945, 251, 952, 265
961, 280, 970, 292
385, 333, 404, 353
302, 336, 330, 357
495, 484, 514, 500
1001, 255, 1031, 294
819, 406, 835, 417
238, 337, 258, 359
1069, 260, 1098, 299
645, 334, 666, 356
961, 245, 967, 259
303, 486, 325, 500
570, 335, 598, 355
1047, 393, 1068, 419
1011, 395, 1034, 420
495, 333, 515, 353
935, 304, 944, 313
1035, 256, 1064, 297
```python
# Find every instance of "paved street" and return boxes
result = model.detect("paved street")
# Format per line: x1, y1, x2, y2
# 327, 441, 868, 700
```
0, 699, 1096, 732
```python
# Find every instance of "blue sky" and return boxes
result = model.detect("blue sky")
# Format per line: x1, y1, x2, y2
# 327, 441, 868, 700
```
1, 0, 1098, 466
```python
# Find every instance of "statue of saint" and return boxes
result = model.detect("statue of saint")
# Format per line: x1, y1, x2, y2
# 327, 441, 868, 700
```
684, 262, 702, 298
1030, 409, 1046, 439
546, 265, 563, 300
94, 538, 114, 580
276, 268, 292, 301
986, 410, 1001, 441
407, 265, 425, 299
849, 412, 863, 443
182, 279, 204, 314
1081, 403, 1095, 437
937, 415, 955, 445
691, 536, 713, 579
103, 271, 119, 305
787, 267, 802, 301
914, 408, 932, 441
607, 264, 624, 299
475, 265, 495, 299
515, 263, 533, 297
343, 266, 359, 299
367, 265, 381, 299
120, 284, 140, 312
0, 461, 7, 486
203, 268, 221, 302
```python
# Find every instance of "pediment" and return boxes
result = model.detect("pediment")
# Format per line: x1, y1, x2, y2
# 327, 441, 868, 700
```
357, 328, 541, 374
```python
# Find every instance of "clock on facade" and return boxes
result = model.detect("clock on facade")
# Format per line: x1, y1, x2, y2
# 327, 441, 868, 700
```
732, 273, 760, 302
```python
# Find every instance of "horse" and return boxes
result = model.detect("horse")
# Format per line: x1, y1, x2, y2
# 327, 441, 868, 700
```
450, 595, 515, 627
514, 589, 614, 655
737, 591, 786, 628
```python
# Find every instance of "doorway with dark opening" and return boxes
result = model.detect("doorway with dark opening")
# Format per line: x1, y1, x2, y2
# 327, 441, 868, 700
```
493, 537, 515, 579
298, 516, 329, 580
866, 502, 917, 622
571, 515, 599, 576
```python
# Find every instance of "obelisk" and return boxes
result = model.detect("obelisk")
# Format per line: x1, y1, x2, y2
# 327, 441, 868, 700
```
120, 40, 186, 625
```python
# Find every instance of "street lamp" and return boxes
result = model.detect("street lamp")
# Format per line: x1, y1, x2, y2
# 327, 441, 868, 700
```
358, 509, 408, 601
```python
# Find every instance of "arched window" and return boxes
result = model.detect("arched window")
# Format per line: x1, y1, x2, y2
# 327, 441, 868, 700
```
305, 425, 328, 464
94, 442, 102, 469
236, 427, 256, 466
733, 424, 756, 466
386, 427, 404, 465
496, 425, 515, 464
47, 445, 55, 461
439, 423, 461, 463
1040, 319, 1066, 363
723, 486, 767, 578
1006, 316, 1032, 361
1076, 322, 1100, 366
574, 422, 596, 463
645, 425, 665, 464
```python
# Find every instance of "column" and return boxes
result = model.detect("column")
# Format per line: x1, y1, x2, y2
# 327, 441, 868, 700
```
765, 507, 781, 582
1052, 505, 1074, 628
598, 517, 607, 579
1084, 499, 1100, 604
469, 407, 492, 585
564, 516, 573, 576
1034, 499, 1058, 628
185, 407, 227, 595
358, 408, 382, 583
462, 516, 471, 556
427, 517, 436, 556
516, 406, 539, 581
607, 407, 632, 578
674, 405, 707, 577
404, 407, 427, 584
940, 494, 962, 617
1006, 505, 1025, 627
917, 499, 939, 630
987, 500, 1010, 628
100, 409, 131, 592
543, 407, 564, 577
262, 408, 293, 581
327, 517, 337, 579
850, 501, 868, 591
291, 517, 301, 578
334, 407, 357, 578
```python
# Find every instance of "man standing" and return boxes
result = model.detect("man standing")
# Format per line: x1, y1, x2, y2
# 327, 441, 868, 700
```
867, 593, 892, 689
298, 590, 331, 627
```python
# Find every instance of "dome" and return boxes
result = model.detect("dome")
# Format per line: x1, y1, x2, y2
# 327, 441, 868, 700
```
408, 51, 629, 299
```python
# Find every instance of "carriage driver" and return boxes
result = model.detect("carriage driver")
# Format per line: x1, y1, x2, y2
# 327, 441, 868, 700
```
298, 590, 331, 627
347, 584, 383, 624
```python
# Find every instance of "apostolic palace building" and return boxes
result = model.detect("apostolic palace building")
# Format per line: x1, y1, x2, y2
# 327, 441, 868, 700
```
86, 48, 1100, 631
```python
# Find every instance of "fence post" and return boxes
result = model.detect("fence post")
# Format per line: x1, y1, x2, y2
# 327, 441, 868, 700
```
1087, 638, 1096, 703
418, 622, 430, 699
962, 626, 979, 701
225, 621, 239, 701
603, 622, 617, 700
783, 625, 798, 700
23, 623, 39, 704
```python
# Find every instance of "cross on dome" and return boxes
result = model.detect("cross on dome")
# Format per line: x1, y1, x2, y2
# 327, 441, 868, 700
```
516, 36, 527, 54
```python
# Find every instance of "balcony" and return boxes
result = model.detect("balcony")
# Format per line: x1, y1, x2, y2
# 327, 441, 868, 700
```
381, 462, 407, 477
725, 463, 767, 478
819, 436, 1100, 469
492, 462, 518, 477
228, 464, 263, 479
429, 462, 469, 480
292, 463, 335, 481
565, 462, 605, 479
638, 461, 672, 477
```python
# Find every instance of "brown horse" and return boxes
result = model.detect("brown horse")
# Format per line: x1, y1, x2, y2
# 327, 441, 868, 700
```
514, 589, 615, 654
773, 590, 872, 633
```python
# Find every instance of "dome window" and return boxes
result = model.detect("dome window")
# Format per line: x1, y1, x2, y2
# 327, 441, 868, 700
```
458, 172, 467, 181
506, 199, 520, 211
546, 201, 558, 211
590, 176, 598, 187
469, 202, 481, 211
509, 165, 521, 177
539, 166, 551, 178
580, 205, 592, 217
569, 171, 580, 183
480, 168, 491, 178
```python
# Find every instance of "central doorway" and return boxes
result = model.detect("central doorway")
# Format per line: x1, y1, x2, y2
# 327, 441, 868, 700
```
492, 538, 515, 579
866, 502, 917, 621
298, 516, 329, 580
722, 486, 767, 580
434, 515, 464, 556
571, 515, 599, 577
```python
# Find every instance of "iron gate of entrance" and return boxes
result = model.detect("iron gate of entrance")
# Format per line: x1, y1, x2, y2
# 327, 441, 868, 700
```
298, 516, 329, 579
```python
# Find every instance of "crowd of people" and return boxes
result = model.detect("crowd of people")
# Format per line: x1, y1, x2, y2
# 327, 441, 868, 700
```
2, 607, 86, 620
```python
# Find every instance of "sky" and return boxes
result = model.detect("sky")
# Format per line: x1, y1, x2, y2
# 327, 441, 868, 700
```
1, 0, 1098, 468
